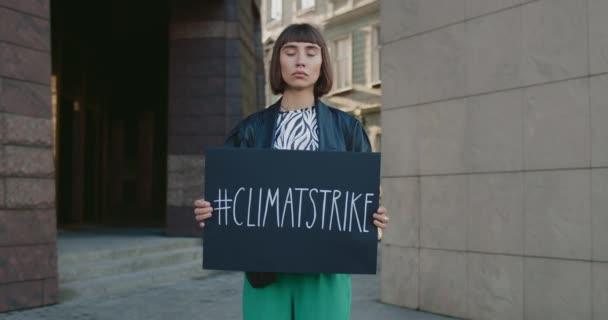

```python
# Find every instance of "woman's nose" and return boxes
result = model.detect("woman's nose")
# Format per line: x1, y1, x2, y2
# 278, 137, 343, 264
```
295, 54, 306, 66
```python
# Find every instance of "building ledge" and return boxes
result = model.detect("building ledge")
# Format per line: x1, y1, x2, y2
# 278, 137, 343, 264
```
327, 86, 354, 96
323, 0, 379, 28
295, 6, 316, 17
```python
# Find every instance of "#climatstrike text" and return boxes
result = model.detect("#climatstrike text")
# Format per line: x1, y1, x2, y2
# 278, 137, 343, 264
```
213, 187, 375, 233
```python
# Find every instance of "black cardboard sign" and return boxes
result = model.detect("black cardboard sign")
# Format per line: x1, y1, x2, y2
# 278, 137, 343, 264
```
203, 147, 380, 274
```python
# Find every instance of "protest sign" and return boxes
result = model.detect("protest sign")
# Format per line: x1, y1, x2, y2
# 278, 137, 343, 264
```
203, 147, 380, 274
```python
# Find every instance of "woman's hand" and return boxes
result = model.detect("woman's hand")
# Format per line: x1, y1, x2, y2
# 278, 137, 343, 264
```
372, 206, 389, 229
194, 199, 214, 228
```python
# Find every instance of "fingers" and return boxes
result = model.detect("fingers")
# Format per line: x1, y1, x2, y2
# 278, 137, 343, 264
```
373, 219, 386, 229
373, 213, 389, 222
194, 207, 212, 223
194, 212, 212, 222
373, 212, 389, 229
193, 199, 211, 208
194, 207, 213, 215
194, 199, 213, 229
196, 212, 211, 228
376, 206, 386, 214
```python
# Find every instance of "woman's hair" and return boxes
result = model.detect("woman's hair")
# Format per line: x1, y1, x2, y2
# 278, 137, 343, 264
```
269, 23, 333, 97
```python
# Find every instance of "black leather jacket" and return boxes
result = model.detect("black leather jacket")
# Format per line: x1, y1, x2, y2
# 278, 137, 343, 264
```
223, 97, 372, 288
225, 98, 371, 152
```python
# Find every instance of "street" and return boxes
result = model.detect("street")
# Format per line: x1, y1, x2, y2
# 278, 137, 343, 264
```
1, 272, 456, 320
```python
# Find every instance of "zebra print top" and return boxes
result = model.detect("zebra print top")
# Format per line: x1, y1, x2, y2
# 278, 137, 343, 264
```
273, 106, 319, 151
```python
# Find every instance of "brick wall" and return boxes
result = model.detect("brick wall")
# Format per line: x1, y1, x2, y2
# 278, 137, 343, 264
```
0, 0, 58, 312
166, 0, 263, 236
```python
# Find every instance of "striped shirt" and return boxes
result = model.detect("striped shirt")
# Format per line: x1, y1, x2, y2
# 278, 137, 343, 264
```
274, 107, 319, 151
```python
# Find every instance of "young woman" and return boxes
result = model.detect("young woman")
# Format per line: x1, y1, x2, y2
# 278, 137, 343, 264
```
193, 23, 389, 320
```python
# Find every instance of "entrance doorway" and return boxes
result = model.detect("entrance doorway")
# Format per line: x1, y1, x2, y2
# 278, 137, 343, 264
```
51, 0, 168, 228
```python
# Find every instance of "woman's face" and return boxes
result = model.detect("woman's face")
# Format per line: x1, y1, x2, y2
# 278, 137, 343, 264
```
279, 41, 322, 92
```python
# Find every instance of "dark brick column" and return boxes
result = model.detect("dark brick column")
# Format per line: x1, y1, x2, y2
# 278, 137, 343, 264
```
166, 0, 262, 236
0, 0, 58, 312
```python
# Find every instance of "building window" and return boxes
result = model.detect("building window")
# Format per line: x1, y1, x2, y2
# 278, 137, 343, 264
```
371, 25, 380, 84
301, 0, 315, 10
270, 0, 282, 21
334, 36, 352, 90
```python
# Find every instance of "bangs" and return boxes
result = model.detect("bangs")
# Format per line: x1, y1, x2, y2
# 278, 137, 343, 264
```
269, 23, 333, 97
276, 24, 323, 48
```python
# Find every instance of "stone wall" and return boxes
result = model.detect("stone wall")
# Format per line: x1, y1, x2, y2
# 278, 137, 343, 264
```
380, 0, 608, 319
0, 0, 58, 312
166, 0, 262, 236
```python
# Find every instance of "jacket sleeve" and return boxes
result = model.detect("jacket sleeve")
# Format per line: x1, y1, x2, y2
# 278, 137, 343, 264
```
223, 124, 242, 147
349, 120, 372, 153
224, 118, 253, 148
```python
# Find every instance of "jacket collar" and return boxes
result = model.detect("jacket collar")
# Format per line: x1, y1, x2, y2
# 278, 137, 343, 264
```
315, 98, 334, 151
260, 97, 334, 151
259, 99, 280, 149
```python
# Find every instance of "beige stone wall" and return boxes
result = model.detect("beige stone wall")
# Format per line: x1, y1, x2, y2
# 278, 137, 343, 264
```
380, 0, 608, 319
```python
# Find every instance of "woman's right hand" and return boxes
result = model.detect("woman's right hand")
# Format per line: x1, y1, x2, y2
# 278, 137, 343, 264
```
193, 199, 214, 228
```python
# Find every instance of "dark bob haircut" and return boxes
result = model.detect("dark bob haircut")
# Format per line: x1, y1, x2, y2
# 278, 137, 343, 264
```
269, 23, 333, 97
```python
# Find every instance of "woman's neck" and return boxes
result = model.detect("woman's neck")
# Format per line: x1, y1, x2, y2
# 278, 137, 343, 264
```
280, 89, 315, 111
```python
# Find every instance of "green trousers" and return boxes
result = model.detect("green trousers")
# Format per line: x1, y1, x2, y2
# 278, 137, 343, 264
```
242, 273, 351, 320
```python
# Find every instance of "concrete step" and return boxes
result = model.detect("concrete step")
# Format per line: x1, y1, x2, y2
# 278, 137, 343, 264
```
60, 246, 203, 283
59, 238, 202, 267
59, 260, 222, 302
57, 236, 215, 301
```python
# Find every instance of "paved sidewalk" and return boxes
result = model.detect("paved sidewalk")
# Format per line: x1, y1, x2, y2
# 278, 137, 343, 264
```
1, 272, 458, 320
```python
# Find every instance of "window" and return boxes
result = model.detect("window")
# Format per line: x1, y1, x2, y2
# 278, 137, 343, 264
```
334, 36, 352, 90
371, 25, 381, 84
270, 0, 282, 21
301, 0, 315, 10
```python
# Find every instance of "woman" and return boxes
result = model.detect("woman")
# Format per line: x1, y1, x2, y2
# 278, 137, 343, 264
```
193, 23, 389, 320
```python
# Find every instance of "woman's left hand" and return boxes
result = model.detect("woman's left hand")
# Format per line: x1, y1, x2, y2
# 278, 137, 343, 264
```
372, 206, 389, 229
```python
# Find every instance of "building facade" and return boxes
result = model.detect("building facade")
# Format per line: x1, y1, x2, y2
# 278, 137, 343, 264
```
380, 0, 608, 319
0, 0, 264, 312
261, 0, 382, 151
